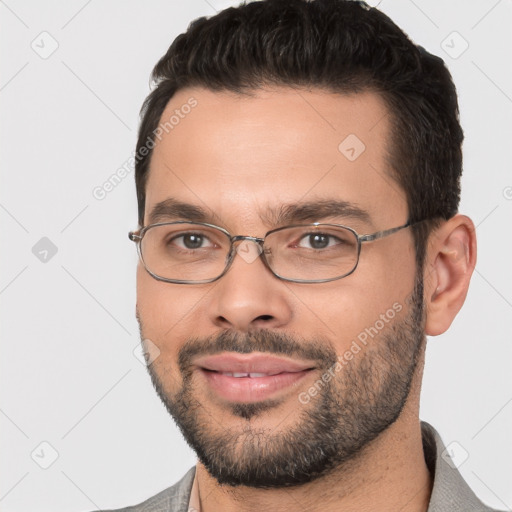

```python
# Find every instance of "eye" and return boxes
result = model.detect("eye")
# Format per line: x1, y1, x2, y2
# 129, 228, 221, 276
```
171, 233, 214, 250
297, 233, 340, 250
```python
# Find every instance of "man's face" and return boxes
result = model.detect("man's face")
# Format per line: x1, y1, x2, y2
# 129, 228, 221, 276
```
136, 87, 424, 487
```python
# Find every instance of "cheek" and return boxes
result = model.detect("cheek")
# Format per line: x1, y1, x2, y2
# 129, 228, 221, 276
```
136, 267, 192, 394
136, 265, 186, 362
137, 264, 170, 332
295, 243, 416, 352
358, 235, 416, 299
136, 264, 212, 360
290, 284, 387, 352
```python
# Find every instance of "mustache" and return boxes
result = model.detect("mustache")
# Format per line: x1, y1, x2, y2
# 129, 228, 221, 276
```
178, 329, 338, 374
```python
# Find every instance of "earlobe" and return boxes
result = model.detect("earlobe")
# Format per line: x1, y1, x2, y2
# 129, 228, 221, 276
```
424, 215, 477, 336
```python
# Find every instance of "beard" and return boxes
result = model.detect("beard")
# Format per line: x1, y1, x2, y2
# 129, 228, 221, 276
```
137, 275, 425, 489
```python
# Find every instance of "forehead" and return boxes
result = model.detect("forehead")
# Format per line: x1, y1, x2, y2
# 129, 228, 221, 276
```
144, 86, 407, 231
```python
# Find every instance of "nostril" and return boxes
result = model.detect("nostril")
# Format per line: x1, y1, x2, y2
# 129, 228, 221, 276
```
255, 315, 274, 321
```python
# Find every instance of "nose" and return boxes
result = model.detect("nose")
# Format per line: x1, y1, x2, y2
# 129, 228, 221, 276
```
208, 239, 293, 332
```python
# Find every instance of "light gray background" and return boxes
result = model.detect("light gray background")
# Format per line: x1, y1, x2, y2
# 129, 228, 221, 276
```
1, 1, 511, 510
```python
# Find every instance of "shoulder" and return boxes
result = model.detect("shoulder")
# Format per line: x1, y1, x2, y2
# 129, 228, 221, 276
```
97, 466, 196, 512
422, 422, 505, 512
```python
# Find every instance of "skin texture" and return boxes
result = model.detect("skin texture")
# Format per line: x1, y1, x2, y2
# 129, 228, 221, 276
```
135, 86, 477, 511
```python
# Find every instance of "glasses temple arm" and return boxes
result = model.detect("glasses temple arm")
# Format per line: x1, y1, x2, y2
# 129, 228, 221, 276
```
359, 220, 414, 243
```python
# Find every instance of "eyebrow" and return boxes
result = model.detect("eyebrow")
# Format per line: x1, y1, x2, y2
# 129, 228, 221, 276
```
146, 197, 373, 228
147, 198, 212, 225
264, 199, 373, 227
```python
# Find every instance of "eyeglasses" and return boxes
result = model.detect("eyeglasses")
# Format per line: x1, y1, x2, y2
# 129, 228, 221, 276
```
129, 220, 417, 284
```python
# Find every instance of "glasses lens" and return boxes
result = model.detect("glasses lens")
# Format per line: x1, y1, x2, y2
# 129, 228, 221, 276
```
140, 223, 230, 282
265, 225, 359, 281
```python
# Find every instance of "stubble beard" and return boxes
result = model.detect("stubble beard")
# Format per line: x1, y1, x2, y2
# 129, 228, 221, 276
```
139, 276, 425, 488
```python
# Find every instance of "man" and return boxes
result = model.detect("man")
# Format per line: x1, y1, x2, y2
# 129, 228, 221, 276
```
113, 0, 500, 510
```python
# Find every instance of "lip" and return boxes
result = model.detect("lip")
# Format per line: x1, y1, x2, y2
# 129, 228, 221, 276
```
194, 353, 316, 374
194, 353, 316, 403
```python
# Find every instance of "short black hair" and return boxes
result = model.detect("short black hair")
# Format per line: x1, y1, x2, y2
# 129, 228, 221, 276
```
135, 0, 463, 269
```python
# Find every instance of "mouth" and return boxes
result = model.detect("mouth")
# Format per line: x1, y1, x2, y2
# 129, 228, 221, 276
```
209, 371, 284, 378
194, 353, 316, 403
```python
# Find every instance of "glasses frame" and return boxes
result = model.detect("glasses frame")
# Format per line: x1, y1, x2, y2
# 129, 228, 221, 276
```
129, 219, 418, 285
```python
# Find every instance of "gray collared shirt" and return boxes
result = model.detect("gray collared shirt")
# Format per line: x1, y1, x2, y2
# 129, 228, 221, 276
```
101, 422, 503, 511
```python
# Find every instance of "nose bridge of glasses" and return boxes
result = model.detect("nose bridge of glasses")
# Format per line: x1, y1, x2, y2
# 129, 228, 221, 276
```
226, 235, 267, 266
230, 235, 265, 246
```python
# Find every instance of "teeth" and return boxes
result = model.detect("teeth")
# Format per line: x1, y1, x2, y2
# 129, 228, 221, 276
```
221, 372, 269, 378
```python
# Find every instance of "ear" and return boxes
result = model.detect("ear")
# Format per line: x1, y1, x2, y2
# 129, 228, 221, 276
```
423, 214, 477, 336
